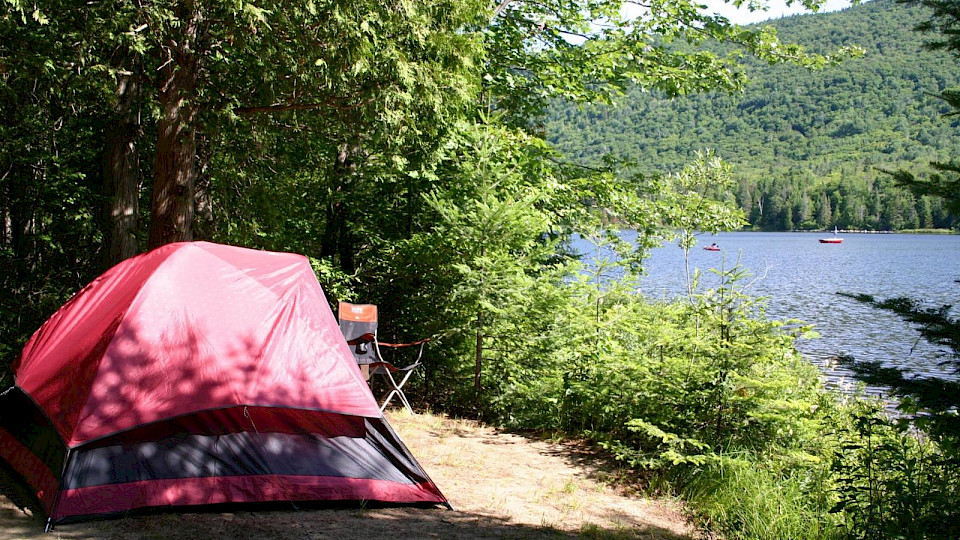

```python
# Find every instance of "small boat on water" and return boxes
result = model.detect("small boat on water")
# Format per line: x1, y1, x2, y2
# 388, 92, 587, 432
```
820, 227, 843, 244
703, 244, 720, 251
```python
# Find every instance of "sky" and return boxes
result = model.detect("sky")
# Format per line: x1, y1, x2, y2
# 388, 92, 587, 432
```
703, 0, 855, 25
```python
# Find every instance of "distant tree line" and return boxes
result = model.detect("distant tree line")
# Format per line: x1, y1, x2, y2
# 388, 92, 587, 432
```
737, 168, 955, 230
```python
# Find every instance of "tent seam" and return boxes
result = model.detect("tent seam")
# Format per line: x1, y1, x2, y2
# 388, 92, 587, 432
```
68, 404, 384, 449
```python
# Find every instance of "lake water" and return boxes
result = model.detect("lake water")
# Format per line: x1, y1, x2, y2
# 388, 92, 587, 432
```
575, 231, 960, 394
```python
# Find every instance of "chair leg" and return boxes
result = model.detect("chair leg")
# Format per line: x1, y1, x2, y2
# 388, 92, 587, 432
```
379, 369, 416, 414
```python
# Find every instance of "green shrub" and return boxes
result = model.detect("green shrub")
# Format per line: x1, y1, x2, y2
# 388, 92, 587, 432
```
829, 402, 960, 539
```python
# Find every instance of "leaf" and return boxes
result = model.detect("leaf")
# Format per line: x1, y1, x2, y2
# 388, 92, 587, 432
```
31, 8, 49, 24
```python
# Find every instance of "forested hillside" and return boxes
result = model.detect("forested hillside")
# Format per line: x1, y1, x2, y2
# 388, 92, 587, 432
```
545, 0, 960, 230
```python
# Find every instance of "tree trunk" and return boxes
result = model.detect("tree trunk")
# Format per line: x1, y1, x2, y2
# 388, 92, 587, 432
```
320, 142, 359, 272
192, 136, 215, 240
148, 2, 200, 249
0, 168, 10, 249
474, 308, 483, 390
474, 244, 486, 391
101, 64, 141, 268
9, 190, 35, 280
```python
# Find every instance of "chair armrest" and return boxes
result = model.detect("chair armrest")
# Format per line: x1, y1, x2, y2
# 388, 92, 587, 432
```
346, 332, 376, 346
377, 338, 430, 348
373, 338, 429, 365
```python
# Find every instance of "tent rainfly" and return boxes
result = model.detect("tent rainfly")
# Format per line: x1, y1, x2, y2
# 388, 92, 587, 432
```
0, 242, 445, 528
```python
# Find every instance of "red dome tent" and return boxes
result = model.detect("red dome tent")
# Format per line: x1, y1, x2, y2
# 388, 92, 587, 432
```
0, 242, 445, 528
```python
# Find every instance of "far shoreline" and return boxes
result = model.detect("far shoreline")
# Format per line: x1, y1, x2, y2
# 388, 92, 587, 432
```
741, 228, 958, 235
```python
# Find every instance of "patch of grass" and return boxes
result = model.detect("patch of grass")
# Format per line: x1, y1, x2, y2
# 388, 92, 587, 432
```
487, 492, 508, 513
436, 445, 468, 468
351, 499, 370, 518
681, 459, 838, 540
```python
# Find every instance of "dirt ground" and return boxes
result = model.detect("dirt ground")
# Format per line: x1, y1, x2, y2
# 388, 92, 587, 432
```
0, 410, 699, 539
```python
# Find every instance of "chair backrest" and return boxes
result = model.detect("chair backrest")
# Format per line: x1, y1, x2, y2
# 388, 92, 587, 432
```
338, 302, 378, 365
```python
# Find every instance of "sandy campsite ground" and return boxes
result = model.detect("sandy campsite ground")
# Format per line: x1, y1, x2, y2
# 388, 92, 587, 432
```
0, 411, 699, 539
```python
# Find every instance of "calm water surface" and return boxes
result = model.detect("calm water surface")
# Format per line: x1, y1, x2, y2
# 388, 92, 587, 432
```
580, 231, 960, 392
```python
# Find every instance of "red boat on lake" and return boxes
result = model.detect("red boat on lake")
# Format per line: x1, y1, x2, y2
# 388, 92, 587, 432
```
820, 227, 843, 244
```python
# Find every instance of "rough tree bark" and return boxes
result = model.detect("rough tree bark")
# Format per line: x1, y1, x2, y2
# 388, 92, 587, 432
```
101, 62, 141, 268
148, 1, 200, 249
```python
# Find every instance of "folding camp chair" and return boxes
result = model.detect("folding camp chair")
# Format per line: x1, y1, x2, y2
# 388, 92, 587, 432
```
338, 302, 429, 413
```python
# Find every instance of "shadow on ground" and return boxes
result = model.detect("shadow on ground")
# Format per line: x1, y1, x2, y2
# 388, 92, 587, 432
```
0, 496, 691, 540
1, 413, 697, 540
532, 434, 657, 495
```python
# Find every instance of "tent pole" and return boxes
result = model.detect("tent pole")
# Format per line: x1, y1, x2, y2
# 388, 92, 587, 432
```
45, 446, 72, 532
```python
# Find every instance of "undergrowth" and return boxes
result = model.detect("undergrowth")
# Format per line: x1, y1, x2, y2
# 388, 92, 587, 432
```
447, 257, 960, 540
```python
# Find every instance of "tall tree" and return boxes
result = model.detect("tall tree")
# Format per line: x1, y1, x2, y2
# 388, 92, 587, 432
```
148, 0, 201, 248
656, 151, 746, 297
101, 59, 143, 268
